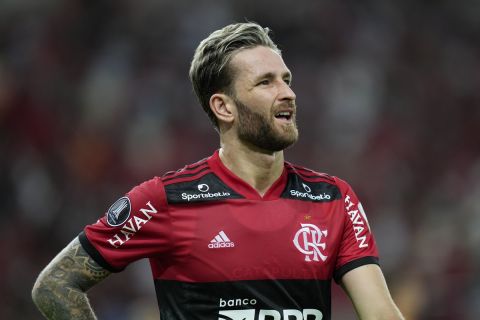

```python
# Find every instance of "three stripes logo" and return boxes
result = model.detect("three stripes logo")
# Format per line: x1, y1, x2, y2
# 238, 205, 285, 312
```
208, 230, 235, 249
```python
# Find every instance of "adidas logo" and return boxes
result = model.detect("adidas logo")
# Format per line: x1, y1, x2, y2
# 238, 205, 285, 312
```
208, 230, 235, 249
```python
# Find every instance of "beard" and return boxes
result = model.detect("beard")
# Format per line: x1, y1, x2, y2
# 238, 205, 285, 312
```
233, 96, 299, 152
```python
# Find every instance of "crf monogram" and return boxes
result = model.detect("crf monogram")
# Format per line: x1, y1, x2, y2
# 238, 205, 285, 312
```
293, 224, 328, 262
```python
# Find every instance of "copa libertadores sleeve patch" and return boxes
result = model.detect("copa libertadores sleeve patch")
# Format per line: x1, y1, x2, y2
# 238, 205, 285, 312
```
106, 196, 131, 227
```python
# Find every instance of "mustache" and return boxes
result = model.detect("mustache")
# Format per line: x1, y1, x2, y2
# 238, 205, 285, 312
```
273, 101, 297, 113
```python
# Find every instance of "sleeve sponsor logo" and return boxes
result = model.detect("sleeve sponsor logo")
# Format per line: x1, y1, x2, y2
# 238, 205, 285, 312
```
107, 201, 158, 248
344, 195, 370, 248
106, 197, 131, 227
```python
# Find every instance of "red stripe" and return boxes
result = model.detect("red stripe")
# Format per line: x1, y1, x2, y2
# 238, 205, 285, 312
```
163, 169, 212, 185
286, 163, 335, 183
162, 161, 209, 180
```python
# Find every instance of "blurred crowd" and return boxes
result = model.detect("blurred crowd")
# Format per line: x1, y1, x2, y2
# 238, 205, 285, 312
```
1, 0, 479, 319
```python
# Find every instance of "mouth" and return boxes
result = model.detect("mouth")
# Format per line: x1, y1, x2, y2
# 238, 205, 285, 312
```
274, 110, 294, 122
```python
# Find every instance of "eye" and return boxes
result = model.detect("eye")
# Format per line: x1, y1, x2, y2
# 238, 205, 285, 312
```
257, 79, 270, 86
284, 78, 292, 86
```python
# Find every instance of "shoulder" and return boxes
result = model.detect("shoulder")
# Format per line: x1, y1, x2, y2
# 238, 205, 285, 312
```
132, 155, 212, 191
161, 156, 211, 185
285, 162, 337, 184
121, 157, 212, 205
284, 162, 356, 198
283, 162, 351, 202
158, 155, 243, 204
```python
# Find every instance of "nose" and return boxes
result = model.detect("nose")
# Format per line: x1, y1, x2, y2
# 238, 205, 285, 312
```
278, 81, 296, 101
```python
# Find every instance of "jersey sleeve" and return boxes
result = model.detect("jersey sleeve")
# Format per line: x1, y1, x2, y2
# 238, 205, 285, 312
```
333, 177, 379, 283
79, 176, 171, 272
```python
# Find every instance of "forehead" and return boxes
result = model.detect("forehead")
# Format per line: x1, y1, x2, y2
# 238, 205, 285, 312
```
229, 46, 290, 80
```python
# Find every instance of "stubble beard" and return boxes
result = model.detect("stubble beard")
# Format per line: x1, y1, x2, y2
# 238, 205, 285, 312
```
234, 96, 299, 152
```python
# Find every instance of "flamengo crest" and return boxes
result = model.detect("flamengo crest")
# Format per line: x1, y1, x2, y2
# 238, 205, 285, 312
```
293, 224, 328, 262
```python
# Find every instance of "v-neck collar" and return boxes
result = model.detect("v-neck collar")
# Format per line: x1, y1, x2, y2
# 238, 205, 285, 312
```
207, 149, 288, 201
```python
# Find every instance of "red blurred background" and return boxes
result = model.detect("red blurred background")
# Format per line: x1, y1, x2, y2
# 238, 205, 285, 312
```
1, 0, 479, 319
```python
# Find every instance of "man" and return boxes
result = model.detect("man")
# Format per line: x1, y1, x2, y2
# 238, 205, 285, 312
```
32, 22, 404, 320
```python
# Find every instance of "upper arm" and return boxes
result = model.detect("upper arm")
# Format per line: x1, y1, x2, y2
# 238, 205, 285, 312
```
340, 264, 404, 320
33, 236, 110, 296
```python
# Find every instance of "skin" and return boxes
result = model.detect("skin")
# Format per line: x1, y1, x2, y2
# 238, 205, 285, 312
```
32, 237, 110, 319
212, 46, 404, 319
210, 46, 298, 196
341, 264, 405, 319
32, 44, 404, 320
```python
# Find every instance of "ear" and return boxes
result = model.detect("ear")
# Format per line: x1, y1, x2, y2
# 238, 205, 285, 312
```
209, 93, 235, 125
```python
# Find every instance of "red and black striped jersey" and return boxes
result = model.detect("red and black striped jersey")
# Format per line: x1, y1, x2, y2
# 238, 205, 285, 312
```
80, 150, 378, 320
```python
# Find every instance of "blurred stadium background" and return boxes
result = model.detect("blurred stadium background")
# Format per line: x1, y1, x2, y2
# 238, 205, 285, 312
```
1, 0, 479, 319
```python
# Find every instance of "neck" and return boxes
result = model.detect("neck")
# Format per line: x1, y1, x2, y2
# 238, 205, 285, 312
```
219, 141, 285, 197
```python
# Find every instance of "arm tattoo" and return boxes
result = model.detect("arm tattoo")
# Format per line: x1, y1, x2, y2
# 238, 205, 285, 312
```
32, 237, 111, 319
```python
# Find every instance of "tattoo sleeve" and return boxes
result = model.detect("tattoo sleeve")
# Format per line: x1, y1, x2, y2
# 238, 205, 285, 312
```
32, 237, 111, 319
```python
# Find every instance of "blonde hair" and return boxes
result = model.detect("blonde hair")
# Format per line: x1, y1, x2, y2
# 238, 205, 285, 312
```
189, 22, 280, 129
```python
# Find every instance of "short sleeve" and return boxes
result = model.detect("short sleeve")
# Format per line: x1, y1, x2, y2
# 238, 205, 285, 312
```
333, 177, 379, 283
79, 177, 171, 272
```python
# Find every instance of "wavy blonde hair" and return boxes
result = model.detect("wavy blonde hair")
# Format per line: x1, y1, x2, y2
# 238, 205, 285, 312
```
189, 22, 280, 130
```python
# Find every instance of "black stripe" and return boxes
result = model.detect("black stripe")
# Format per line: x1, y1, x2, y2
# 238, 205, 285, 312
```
78, 231, 123, 273
163, 166, 210, 183
164, 172, 244, 203
333, 256, 379, 283
186, 158, 208, 169
154, 278, 331, 319
162, 159, 209, 178
162, 163, 209, 178
287, 168, 335, 183
285, 163, 335, 182
162, 170, 177, 177
286, 171, 335, 183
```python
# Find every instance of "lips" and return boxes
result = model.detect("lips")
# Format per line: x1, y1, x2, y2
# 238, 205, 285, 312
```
274, 109, 294, 121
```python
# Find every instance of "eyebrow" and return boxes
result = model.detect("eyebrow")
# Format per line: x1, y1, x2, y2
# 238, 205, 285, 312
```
253, 71, 292, 82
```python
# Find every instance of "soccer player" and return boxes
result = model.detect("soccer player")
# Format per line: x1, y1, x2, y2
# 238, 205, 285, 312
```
32, 22, 404, 320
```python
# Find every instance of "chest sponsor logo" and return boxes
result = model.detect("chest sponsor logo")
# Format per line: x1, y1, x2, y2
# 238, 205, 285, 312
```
302, 183, 311, 193
198, 183, 209, 192
293, 223, 328, 262
289, 182, 333, 201
344, 195, 370, 248
165, 173, 244, 203
107, 201, 158, 248
281, 173, 340, 202
209, 230, 235, 249
218, 298, 323, 320
290, 190, 331, 201
181, 183, 231, 202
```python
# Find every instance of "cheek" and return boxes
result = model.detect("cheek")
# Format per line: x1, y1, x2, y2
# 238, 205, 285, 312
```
244, 96, 273, 114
